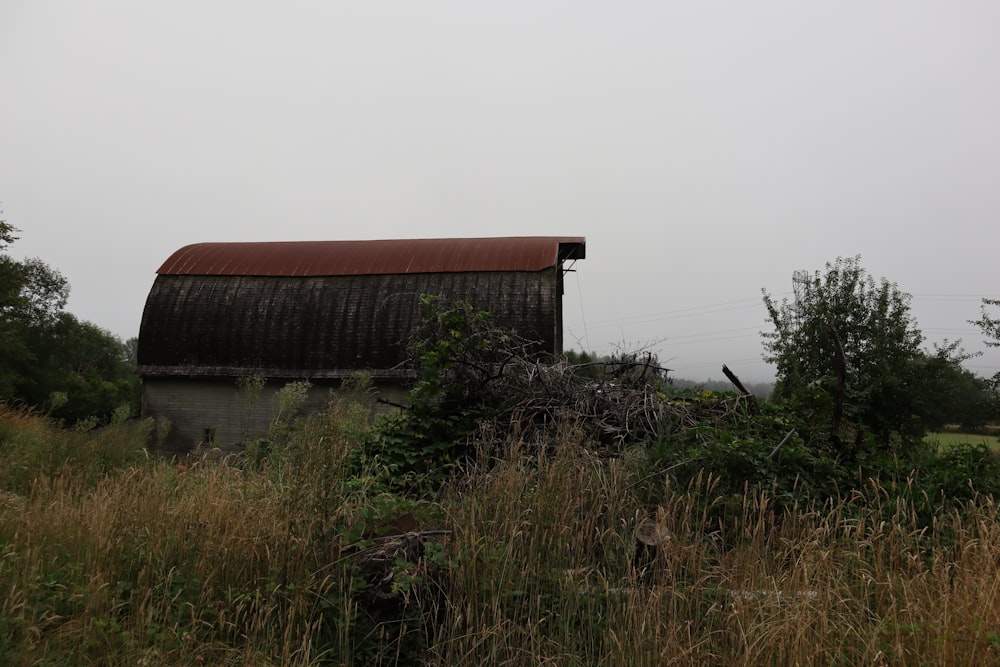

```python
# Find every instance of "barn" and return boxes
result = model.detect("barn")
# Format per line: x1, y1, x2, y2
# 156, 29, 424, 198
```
137, 236, 586, 454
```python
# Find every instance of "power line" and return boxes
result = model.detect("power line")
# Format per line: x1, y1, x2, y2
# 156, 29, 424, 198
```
581, 294, 788, 330
911, 294, 1000, 300
664, 332, 761, 347
661, 326, 761, 341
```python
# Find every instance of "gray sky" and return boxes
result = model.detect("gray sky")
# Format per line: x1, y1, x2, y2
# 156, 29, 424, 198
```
2, 1, 998, 383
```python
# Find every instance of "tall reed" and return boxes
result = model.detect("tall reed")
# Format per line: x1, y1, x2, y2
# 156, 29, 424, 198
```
3, 403, 1000, 665
431, 433, 1000, 666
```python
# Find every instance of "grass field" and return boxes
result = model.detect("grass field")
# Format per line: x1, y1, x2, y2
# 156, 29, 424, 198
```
926, 430, 1000, 450
6, 405, 1000, 665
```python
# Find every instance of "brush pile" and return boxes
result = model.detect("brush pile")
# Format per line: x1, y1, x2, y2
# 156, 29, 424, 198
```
478, 352, 757, 456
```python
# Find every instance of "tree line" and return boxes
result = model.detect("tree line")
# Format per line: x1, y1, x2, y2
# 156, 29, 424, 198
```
0, 217, 138, 426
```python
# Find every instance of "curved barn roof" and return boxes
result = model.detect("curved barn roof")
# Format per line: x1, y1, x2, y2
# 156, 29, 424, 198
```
139, 236, 585, 379
157, 236, 586, 277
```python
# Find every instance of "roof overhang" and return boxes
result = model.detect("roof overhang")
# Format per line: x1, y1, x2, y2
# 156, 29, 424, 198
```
157, 236, 586, 277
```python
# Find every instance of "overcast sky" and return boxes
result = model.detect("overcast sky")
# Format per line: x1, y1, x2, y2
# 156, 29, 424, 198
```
2, 1, 998, 383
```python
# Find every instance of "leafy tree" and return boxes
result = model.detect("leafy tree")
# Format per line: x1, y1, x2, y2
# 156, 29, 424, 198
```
762, 256, 925, 456
16, 256, 69, 326
912, 341, 995, 432
971, 297, 1000, 389
124, 336, 139, 366
0, 215, 139, 424
18, 313, 140, 424
0, 220, 28, 395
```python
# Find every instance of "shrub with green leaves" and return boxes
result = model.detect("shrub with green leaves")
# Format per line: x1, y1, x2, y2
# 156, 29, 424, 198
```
911, 442, 1000, 508
367, 295, 533, 494
642, 390, 852, 517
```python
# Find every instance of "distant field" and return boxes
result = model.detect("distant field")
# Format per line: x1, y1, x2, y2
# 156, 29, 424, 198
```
926, 430, 1000, 450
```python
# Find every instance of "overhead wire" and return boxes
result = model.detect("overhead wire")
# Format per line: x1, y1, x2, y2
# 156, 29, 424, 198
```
579, 293, 790, 331
565, 289, 999, 377
570, 292, 994, 343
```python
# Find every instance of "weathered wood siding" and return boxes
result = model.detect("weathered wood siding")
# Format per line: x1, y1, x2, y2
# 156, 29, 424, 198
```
138, 269, 561, 377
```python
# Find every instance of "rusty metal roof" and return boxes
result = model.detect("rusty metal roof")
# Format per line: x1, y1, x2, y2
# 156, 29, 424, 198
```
156, 236, 586, 277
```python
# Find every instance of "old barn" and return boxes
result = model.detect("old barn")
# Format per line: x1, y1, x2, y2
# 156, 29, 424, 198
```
137, 236, 586, 453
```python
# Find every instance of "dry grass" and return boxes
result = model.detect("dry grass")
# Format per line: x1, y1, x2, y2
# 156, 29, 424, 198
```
3, 405, 1000, 665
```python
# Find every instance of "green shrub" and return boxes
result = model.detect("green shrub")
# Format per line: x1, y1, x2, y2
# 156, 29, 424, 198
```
911, 442, 1000, 508
363, 295, 532, 494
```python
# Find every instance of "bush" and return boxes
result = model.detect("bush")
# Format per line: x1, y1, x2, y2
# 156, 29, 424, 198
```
911, 442, 1000, 508
364, 295, 534, 494
639, 391, 854, 516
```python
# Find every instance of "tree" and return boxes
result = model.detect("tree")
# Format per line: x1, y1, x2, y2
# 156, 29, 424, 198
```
762, 256, 925, 455
0, 218, 31, 396
0, 214, 139, 424
16, 257, 69, 326
16, 313, 140, 424
912, 341, 995, 432
971, 298, 1000, 389
124, 336, 139, 366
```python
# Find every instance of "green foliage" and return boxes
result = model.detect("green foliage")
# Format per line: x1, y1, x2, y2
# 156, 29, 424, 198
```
885, 442, 1000, 530
914, 442, 1000, 504
563, 348, 607, 380
644, 390, 850, 515
0, 215, 139, 424
270, 379, 312, 433
645, 385, 1000, 535
971, 297, 1000, 390
763, 256, 926, 457
670, 375, 775, 398
123, 336, 139, 366
912, 341, 996, 431
22, 313, 140, 426
972, 297, 1000, 350
367, 295, 530, 494
565, 348, 674, 388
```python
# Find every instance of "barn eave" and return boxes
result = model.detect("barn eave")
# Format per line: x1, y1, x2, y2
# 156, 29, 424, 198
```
137, 365, 418, 381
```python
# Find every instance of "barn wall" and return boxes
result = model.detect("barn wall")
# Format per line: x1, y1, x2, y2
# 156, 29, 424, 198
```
142, 377, 407, 456
138, 270, 561, 373
138, 264, 569, 457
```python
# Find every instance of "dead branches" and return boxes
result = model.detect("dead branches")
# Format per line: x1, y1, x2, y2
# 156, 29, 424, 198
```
476, 355, 756, 456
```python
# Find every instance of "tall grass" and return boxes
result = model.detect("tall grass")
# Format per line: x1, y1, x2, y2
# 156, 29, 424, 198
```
436, 459, 1000, 666
0, 401, 379, 665
3, 403, 1000, 665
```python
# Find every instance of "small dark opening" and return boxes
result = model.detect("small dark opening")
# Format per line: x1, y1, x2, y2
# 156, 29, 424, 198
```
203, 427, 216, 444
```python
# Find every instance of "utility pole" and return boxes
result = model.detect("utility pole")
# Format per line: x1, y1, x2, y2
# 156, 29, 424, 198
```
792, 270, 809, 331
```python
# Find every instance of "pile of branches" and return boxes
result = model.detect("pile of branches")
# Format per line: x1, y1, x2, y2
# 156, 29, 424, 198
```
395, 296, 758, 459
339, 516, 450, 660
479, 352, 759, 456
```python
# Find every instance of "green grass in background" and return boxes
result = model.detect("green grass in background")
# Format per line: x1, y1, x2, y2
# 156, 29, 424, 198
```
926, 430, 1000, 451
